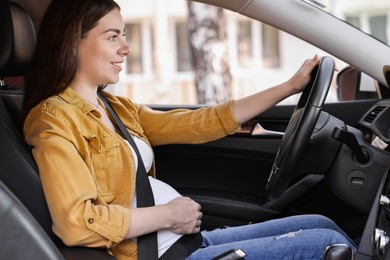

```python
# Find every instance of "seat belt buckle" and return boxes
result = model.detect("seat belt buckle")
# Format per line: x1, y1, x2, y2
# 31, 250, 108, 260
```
211, 249, 247, 260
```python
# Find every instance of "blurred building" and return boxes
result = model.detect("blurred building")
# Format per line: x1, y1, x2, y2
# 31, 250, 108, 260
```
112, 0, 390, 105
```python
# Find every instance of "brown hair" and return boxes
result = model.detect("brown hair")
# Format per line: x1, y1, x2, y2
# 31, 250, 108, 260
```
23, 0, 120, 117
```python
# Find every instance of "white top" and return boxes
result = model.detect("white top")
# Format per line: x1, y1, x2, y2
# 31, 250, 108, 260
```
126, 137, 183, 257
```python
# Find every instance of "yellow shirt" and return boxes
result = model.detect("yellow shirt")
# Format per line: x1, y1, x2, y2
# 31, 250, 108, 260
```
23, 87, 240, 259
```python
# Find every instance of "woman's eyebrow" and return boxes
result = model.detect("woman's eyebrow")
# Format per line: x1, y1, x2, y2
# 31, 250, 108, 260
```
102, 28, 121, 34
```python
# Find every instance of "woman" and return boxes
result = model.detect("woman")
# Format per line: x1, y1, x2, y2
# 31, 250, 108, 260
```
23, 0, 356, 259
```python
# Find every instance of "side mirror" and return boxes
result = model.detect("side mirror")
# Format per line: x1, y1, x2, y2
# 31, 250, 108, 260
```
336, 67, 380, 101
384, 65, 390, 87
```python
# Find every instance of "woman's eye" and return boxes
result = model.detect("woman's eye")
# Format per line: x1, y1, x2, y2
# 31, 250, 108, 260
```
109, 35, 118, 41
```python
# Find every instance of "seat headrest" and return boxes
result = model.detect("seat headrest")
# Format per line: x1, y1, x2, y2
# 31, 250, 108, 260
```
0, 1, 36, 78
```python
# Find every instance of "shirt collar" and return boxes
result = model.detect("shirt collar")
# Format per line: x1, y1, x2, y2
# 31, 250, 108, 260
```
57, 87, 100, 115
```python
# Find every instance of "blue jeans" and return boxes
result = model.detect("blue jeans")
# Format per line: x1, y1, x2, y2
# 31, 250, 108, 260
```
187, 214, 357, 260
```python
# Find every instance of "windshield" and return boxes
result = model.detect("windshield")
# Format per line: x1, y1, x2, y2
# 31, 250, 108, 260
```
114, 0, 390, 105
314, 0, 390, 46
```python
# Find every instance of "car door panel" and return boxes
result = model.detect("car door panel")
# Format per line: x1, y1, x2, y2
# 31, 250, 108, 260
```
154, 138, 281, 229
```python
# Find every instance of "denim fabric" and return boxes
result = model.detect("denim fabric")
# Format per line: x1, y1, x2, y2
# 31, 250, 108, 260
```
187, 214, 357, 260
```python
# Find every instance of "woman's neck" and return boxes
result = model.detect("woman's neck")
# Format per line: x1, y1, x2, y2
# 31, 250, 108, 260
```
68, 82, 99, 107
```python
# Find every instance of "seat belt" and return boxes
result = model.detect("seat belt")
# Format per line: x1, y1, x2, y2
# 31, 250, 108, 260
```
99, 92, 203, 259
159, 233, 203, 260
99, 93, 158, 260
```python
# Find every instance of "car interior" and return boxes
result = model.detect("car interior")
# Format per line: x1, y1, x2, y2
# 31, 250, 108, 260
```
2, 0, 390, 259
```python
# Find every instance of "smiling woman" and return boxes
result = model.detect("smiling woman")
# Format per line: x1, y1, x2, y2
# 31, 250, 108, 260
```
4, 0, 390, 259
20, 0, 358, 259
70, 9, 130, 107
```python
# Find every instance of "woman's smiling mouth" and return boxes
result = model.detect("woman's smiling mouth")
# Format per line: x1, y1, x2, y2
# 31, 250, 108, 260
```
111, 62, 122, 70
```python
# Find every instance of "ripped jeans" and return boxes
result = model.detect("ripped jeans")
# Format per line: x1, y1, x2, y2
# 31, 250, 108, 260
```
186, 214, 357, 260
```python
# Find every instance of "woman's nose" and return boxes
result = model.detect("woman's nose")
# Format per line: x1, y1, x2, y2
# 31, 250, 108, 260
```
119, 40, 131, 56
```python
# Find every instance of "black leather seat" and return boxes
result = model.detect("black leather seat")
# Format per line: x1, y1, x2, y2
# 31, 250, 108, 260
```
0, 1, 114, 259
0, 179, 63, 260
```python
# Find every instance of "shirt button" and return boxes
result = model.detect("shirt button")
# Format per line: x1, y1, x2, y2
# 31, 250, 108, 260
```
88, 218, 94, 224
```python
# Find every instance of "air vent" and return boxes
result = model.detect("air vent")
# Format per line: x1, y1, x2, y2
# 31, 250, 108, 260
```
363, 105, 387, 123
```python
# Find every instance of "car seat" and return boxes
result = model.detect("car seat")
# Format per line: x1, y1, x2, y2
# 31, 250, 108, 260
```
0, 1, 114, 259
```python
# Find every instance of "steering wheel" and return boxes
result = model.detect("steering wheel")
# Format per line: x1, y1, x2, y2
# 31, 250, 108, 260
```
266, 56, 335, 199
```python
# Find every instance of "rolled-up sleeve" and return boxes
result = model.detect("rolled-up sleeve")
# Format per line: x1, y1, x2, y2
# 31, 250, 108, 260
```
24, 108, 131, 248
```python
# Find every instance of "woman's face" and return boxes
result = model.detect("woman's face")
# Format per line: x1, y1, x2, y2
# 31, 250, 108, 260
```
75, 8, 130, 88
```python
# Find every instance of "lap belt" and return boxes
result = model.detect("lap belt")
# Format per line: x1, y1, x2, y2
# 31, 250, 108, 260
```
159, 233, 203, 260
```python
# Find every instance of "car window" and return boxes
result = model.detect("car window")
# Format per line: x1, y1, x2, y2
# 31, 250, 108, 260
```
112, 0, 389, 106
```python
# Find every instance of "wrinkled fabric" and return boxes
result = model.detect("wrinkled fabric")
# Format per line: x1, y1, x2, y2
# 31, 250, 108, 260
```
187, 214, 357, 260
23, 87, 240, 259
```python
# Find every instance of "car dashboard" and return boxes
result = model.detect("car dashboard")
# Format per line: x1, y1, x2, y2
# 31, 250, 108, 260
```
360, 100, 390, 146
356, 97, 390, 259
341, 64, 390, 258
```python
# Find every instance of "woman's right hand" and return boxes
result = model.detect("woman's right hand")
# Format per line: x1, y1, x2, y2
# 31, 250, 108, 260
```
286, 54, 320, 94
166, 197, 203, 234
